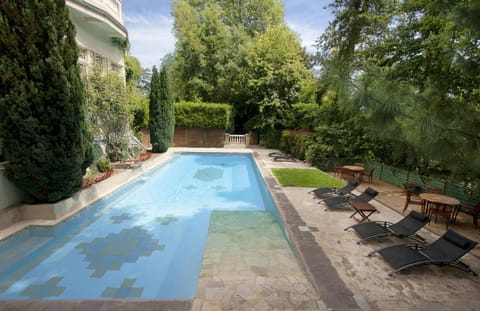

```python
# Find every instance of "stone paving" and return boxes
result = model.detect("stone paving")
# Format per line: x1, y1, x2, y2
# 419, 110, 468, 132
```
255, 147, 480, 311
193, 210, 327, 311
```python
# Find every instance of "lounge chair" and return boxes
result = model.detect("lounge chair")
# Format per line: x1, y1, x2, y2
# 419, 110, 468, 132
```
344, 210, 429, 244
273, 154, 296, 162
322, 187, 379, 210
368, 229, 478, 276
268, 151, 286, 157
309, 179, 359, 199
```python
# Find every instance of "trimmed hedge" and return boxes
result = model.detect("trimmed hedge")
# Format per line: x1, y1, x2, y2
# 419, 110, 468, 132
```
174, 102, 231, 129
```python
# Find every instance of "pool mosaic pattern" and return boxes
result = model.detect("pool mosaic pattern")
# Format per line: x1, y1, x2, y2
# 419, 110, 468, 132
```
0, 153, 279, 300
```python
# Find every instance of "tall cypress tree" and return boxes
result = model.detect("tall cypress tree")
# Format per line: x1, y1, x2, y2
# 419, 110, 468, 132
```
149, 66, 175, 152
0, 0, 93, 203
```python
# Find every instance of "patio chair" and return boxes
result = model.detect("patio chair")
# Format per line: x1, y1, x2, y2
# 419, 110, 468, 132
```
323, 187, 379, 210
452, 202, 480, 229
344, 210, 429, 244
309, 179, 359, 199
360, 168, 374, 184
402, 183, 424, 214
368, 229, 478, 276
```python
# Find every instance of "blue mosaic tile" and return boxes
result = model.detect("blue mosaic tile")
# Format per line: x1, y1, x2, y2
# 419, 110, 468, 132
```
156, 215, 178, 225
110, 213, 132, 224
193, 167, 223, 182
20, 276, 65, 299
212, 185, 226, 191
76, 226, 164, 278
101, 278, 143, 298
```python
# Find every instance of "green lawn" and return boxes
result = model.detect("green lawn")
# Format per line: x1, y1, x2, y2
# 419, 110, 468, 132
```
271, 168, 345, 188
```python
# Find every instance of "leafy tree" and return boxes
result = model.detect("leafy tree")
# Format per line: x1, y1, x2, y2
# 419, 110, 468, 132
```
149, 66, 175, 152
0, 0, 93, 202
85, 68, 129, 161
125, 54, 149, 136
171, 0, 312, 132
317, 0, 480, 184
243, 25, 313, 132
125, 54, 142, 85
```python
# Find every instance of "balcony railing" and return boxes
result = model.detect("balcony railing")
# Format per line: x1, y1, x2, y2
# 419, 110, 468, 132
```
84, 0, 122, 23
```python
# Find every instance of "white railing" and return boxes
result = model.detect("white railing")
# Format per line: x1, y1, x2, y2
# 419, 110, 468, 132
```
226, 134, 246, 144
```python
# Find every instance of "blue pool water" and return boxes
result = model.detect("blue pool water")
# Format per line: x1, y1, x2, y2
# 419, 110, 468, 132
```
0, 153, 280, 300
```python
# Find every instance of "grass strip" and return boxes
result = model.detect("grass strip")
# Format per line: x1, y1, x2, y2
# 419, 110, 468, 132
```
271, 168, 344, 188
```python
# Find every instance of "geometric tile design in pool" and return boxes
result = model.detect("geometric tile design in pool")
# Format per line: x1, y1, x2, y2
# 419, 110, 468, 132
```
110, 213, 132, 224
184, 185, 197, 190
20, 276, 65, 299
155, 215, 178, 225
101, 278, 143, 298
212, 185, 226, 191
75, 226, 165, 278
193, 167, 223, 182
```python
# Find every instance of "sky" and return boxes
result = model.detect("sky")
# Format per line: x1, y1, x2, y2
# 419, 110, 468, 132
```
122, 0, 333, 69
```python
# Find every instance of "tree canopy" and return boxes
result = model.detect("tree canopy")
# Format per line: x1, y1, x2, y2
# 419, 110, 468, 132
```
170, 0, 314, 132
317, 0, 480, 185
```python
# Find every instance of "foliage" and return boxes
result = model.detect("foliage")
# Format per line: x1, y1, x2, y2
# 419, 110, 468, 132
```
171, 0, 314, 132
243, 25, 314, 132
85, 67, 129, 161
96, 157, 111, 173
111, 37, 129, 53
175, 102, 231, 129
284, 103, 323, 131
125, 54, 142, 85
317, 0, 480, 187
271, 168, 344, 188
148, 66, 175, 153
124, 54, 149, 136
0, 0, 93, 203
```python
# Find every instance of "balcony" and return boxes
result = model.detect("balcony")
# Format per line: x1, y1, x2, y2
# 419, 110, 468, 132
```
66, 0, 127, 41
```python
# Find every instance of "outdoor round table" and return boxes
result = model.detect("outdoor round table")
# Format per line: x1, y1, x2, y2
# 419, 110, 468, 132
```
341, 165, 365, 181
342, 165, 365, 172
419, 193, 460, 229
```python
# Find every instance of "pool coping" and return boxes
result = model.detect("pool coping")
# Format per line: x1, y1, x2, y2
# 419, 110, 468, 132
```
251, 151, 365, 311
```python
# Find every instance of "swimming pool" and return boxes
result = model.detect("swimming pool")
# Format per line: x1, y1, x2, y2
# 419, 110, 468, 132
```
0, 152, 282, 300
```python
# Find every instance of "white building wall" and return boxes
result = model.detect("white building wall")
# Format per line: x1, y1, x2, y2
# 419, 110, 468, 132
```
0, 167, 23, 210
75, 25, 125, 68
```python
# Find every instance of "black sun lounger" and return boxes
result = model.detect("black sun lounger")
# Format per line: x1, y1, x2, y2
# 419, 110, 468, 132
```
309, 179, 359, 199
322, 187, 378, 210
273, 154, 296, 162
368, 229, 478, 276
344, 210, 429, 244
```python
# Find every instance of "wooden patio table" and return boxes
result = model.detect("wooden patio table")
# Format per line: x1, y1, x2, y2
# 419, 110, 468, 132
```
341, 165, 365, 181
419, 193, 460, 229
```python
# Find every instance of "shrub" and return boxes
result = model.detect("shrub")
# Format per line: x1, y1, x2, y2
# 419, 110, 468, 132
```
96, 157, 111, 173
175, 102, 231, 129
149, 65, 175, 153
0, 0, 93, 203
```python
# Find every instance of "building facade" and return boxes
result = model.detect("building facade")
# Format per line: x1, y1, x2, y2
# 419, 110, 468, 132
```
66, 0, 128, 77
